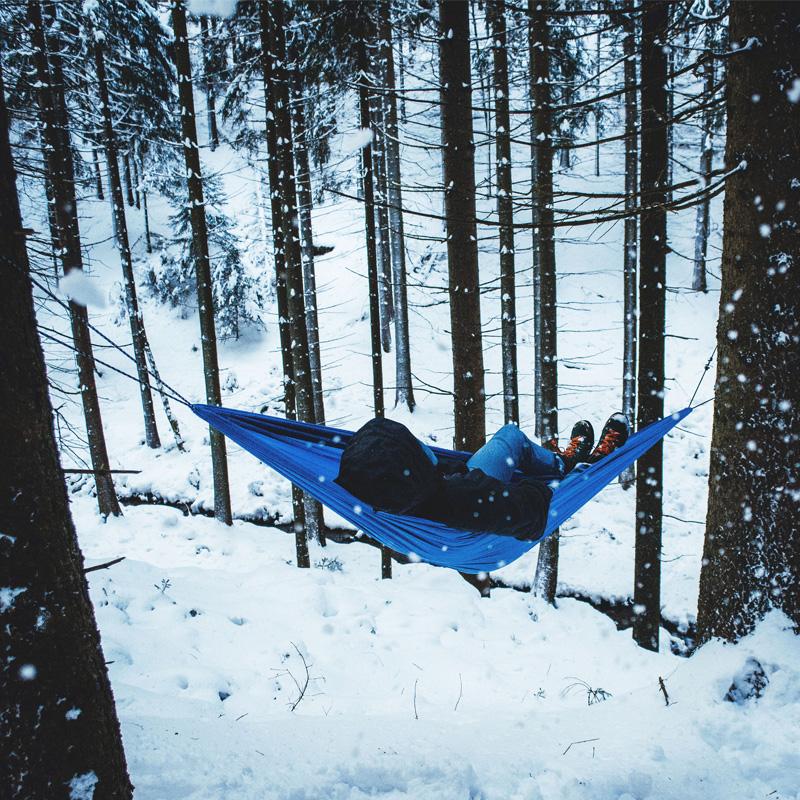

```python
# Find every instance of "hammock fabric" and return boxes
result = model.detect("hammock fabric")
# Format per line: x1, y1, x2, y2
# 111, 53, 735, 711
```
192, 404, 692, 574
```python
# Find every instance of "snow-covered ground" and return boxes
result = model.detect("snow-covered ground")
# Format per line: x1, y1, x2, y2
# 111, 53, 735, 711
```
20, 16, 800, 798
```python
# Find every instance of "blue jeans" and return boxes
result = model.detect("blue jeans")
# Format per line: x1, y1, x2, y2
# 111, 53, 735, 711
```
421, 425, 565, 482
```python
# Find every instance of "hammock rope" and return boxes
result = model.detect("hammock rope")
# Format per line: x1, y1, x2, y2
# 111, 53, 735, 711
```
192, 403, 693, 574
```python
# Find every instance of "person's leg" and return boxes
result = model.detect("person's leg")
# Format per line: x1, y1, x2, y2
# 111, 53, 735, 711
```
467, 424, 564, 482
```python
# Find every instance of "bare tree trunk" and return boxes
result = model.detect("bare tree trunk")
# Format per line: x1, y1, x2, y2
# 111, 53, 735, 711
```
697, 1, 800, 641
358, 26, 392, 579
620, 8, 638, 490
138, 144, 153, 254
487, 0, 519, 425
289, 67, 326, 427
143, 340, 185, 451
122, 149, 134, 206
470, 0, 492, 197
91, 24, 161, 450
379, 0, 415, 411
0, 59, 133, 800
92, 143, 104, 199
633, 0, 669, 652
262, 0, 322, 555
529, 0, 559, 603
692, 23, 714, 294
130, 144, 140, 209
259, 0, 308, 559
200, 15, 219, 151
170, 0, 232, 526
594, 25, 601, 176
439, 0, 486, 453
28, 0, 121, 518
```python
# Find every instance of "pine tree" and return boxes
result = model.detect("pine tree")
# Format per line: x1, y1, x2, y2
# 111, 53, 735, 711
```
697, 1, 800, 641
0, 57, 132, 799
633, 0, 669, 652
439, 0, 486, 452
170, 0, 232, 525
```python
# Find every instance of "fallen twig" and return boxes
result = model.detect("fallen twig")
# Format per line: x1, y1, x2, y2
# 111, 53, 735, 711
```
658, 676, 671, 706
84, 556, 126, 573
562, 738, 599, 756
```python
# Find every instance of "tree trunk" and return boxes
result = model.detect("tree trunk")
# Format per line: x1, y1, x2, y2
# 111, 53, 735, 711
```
378, 0, 415, 411
130, 145, 140, 209
358, 29, 392, 579
529, 0, 559, 603
620, 8, 638, 490
258, 0, 308, 561
0, 56, 133, 799
262, 0, 322, 557
486, 0, 519, 425
28, 0, 121, 517
691, 23, 714, 294
91, 25, 161, 450
122, 150, 134, 206
697, 1, 800, 641
200, 16, 219, 151
471, 0, 492, 197
138, 145, 153, 254
289, 67, 326, 427
633, 0, 669, 652
92, 144, 104, 199
170, 0, 232, 525
439, 0, 486, 453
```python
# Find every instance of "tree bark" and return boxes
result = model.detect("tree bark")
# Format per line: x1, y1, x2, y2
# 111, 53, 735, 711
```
91, 23, 161, 450
262, 0, 322, 557
529, 0, 559, 603
439, 0, 486, 452
697, 1, 800, 641
0, 56, 133, 799
620, 8, 638, 490
199, 16, 219, 151
28, 0, 121, 518
486, 0, 519, 425
378, 0, 415, 411
633, 0, 669, 652
692, 23, 714, 294
170, 0, 232, 525
92, 144, 104, 199
122, 150, 134, 206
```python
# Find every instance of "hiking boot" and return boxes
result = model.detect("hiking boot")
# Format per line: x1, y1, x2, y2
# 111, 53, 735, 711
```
561, 420, 595, 473
588, 413, 630, 463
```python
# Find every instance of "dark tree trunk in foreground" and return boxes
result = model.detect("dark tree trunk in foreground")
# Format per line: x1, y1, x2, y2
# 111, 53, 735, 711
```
529, 0, 559, 603
697, 2, 800, 641
91, 23, 161, 450
633, 0, 669, 652
620, 8, 638, 490
487, 0, 519, 425
28, 0, 120, 517
262, 0, 323, 558
0, 60, 132, 800
378, 0, 414, 411
692, 23, 715, 294
358, 30, 392, 580
259, 0, 308, 559
199, 16, 219, 151
439, 0, 486, 452
171, 0, 232, 525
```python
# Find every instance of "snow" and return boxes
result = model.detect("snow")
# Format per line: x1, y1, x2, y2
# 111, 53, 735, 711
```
186, 0, 237, 18
58, 269, 107, 309
0, 585, 27, 611
68, 772, 99, 800
341, 127, 374, 153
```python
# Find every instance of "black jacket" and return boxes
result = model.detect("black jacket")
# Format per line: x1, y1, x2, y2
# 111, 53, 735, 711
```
336, 418, 552, 541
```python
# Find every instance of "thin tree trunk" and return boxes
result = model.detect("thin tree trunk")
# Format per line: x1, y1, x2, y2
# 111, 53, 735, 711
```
91, 25, 161, 450
397, 13, 407, 124
138, 144, 153, 254
439, 0, 486, 453
697, 1, 800, 641
633, 0, 669, 652
0, 58, 133, 799
200, 15, 219, 151
258, 0, 307, 558
379, 0, 415, 411
471, 0, 492, 197
130, 143, 141, 209
487, 0, 519, 425
358, 29, 391, 579
263, 0, 322, 556
619, 8, 638, 490
28, 0, 121, 518
122, 149, 134, 206
289, 68, 326, 427
594, 26, 601, 176
92, 143, 104, 199
692, 23, 714, 294
143, 340, 185, 451
170, 0, 232, 525
529, 0, 559, 604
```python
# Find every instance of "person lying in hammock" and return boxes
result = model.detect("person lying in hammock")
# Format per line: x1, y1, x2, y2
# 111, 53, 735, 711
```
335, 413, 630, 542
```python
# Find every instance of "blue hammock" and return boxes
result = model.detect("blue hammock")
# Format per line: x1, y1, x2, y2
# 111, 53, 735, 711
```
192, 404, 692, 574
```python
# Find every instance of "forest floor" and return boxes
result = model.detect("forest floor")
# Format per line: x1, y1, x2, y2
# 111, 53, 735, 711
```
28, 37, 800, 797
